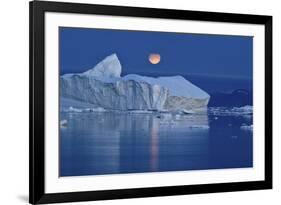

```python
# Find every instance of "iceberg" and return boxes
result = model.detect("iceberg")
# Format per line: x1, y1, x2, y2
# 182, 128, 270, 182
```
60, 54, 210, 112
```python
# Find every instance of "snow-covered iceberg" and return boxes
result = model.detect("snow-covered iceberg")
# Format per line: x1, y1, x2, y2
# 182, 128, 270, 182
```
60, 54, 210, 112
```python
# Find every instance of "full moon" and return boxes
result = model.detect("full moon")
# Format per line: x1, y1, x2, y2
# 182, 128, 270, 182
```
149, 53, 161, 64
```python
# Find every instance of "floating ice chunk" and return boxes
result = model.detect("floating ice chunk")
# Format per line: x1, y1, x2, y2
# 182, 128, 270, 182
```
188, 125, 210, 129
60, 120, 68, 128
84, 107, 106, 112
209, 106, 253, 116
68, 106, 83, 112
240, 124, 253, 131
64, 106, 106, 113
232, 105, 253, 114
60, 97, 107, 113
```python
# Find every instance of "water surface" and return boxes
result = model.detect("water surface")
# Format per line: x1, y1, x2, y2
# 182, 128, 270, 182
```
60, 111, 252, 176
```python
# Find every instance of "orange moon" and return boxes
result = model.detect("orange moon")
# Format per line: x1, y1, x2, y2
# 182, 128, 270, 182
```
149, 53, 161, 64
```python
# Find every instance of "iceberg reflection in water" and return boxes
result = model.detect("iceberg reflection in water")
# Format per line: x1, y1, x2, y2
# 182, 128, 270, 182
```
60, 111, 252, 177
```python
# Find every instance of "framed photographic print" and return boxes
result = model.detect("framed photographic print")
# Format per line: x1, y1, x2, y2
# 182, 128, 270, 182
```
29, 0, 272, 204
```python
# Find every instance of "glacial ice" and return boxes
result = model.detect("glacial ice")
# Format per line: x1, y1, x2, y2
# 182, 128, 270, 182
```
240, 124, 253, 131
60, 54, 210, 112
82, 53, 122, 78
208, 106, 253, 116
60, 119, 68, 128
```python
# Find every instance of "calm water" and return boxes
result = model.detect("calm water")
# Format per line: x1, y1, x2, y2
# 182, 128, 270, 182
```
60, 111, 253, 177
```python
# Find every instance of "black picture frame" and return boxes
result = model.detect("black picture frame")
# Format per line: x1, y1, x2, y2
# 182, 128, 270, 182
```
29, 1, 272, 204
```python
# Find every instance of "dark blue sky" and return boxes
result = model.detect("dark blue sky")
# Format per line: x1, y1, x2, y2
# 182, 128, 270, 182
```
60, 27, 253, 79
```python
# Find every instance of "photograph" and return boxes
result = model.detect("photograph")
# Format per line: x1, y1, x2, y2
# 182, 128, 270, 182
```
29, 1, 272, 203
59, 27, 253, 177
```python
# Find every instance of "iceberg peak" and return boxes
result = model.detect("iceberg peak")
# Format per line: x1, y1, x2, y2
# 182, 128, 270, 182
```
82, 53, 122, 78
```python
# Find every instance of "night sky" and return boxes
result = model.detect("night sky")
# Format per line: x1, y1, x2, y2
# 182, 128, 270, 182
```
59, 27, 253, 79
